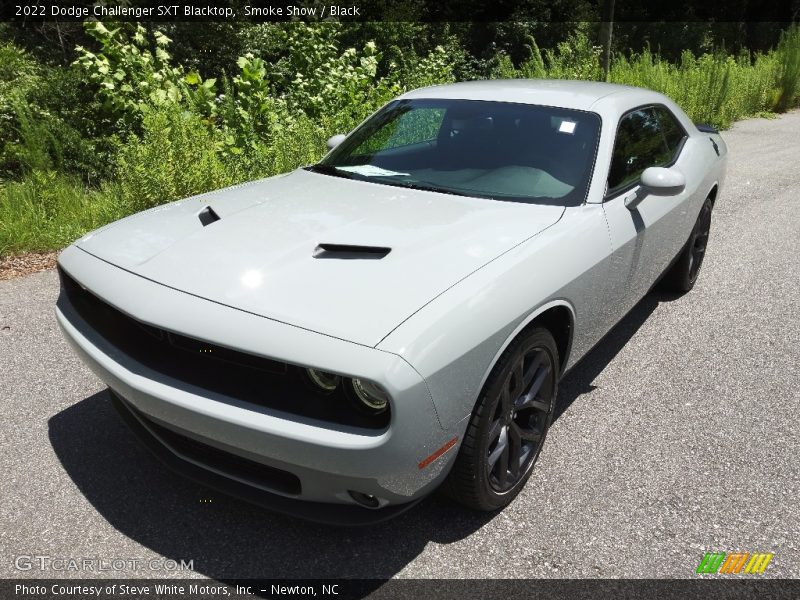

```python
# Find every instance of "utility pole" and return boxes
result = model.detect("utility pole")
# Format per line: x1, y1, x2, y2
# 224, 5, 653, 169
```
599, 0, 615, 81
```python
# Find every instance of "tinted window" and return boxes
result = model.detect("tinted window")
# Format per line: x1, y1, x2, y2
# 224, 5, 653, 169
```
318, 99, 601, 206
353, 107, 445, 155
653, 106, 686, 153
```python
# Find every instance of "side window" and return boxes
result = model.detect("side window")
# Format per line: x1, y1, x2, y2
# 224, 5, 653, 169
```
652, 106, 687, 154
607, 107, 672, 195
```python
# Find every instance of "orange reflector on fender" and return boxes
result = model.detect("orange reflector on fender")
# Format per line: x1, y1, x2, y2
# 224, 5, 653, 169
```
418, 437, 458, 469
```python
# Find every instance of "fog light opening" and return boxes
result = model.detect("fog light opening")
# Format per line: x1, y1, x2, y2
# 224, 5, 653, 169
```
348, 490, 380, 509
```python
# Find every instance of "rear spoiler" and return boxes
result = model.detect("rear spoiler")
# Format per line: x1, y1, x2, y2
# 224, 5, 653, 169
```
695, 123, 719, 134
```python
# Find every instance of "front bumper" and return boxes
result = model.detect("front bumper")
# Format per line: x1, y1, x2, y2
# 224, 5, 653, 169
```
110, 392, 421, 525
56, 245, 456, 523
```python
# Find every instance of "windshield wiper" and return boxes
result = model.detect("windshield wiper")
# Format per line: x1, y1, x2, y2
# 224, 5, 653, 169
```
304, 163, 355, 179
380, 179, 470, 197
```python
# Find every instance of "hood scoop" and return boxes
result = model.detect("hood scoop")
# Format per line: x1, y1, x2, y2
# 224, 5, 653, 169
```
198, 206, 221, 226
313, 243, 391, 260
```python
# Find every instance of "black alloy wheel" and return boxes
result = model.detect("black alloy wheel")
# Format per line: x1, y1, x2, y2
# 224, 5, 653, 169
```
486, 344, 554, 492
687, 200, 712, 285
442, 327, 558, 511
661, 196, 714, 293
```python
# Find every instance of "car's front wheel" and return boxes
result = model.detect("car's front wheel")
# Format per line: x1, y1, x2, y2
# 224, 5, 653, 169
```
442, 327, 558, 511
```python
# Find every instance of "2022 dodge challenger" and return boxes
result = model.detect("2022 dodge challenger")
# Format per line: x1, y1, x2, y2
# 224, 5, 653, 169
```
56, 80, 727, 524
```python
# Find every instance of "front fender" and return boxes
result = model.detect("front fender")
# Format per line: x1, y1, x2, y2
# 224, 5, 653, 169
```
378, 204, 611, 429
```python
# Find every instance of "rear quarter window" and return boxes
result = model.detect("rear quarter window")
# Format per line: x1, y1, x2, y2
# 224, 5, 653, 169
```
653, 106, 687, 154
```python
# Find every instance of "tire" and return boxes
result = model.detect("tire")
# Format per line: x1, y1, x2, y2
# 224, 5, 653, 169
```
442, 327, 559, 511
660, 197, 713, 293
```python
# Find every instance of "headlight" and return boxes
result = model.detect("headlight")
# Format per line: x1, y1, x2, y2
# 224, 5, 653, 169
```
347, 378, 390, 413
304, 368, 341, 392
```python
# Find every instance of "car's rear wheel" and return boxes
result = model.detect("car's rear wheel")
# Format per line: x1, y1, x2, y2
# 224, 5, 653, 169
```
661, 197, 713, 293
442, 327, 558, 511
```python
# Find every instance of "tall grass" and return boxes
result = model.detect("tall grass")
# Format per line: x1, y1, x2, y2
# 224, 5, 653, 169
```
0, 171, 122, 255
113, 106, 331, 214
774, 26, 800, 111
240, 111, 331, 182
610, 50, 781, 128
609, 26, 800, 128
114, 108, 235, 214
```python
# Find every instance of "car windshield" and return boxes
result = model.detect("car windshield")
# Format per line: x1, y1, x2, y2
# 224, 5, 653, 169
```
311, 98, 601, 205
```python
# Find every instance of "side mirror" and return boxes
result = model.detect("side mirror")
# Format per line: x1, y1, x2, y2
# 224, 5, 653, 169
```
326, 134, 346, 150
640, 166, 686, 196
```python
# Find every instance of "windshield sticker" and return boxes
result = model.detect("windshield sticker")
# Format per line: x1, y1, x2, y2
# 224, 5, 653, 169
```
558, 120, 577, 134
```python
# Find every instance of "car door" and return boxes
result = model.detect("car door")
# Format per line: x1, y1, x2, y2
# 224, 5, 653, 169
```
601, 105, 691, 313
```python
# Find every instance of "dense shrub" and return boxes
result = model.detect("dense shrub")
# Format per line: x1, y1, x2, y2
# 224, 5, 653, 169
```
0, 42, 116, 181
0, 43, 43, 176
774, 26, 800, 111
113, 107, 233, 214
74, 22, 187, 124
544, 26, 603, 81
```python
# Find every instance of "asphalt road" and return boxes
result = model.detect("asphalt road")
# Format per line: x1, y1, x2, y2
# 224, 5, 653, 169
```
1, 111, 798, 582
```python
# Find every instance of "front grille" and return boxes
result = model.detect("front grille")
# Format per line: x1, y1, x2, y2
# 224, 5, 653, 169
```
58, 267, 389, 429
127, 400, 302, 496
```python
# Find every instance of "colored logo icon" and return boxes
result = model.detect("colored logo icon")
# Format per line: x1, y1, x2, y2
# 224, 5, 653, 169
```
696, 552, 774, 574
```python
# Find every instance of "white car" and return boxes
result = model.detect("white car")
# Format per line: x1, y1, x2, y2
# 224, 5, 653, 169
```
56, 80, 727, 523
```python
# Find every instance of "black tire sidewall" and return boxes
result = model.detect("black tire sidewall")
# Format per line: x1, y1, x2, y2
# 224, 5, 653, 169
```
687, 199, 713, 287
663, 197, 713, 293
471, 327, 559, 510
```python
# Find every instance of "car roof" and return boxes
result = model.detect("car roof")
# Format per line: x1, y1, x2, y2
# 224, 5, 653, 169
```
397, 79, 665, 112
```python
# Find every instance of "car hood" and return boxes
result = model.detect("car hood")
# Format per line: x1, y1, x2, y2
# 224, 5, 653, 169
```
76, 169, 563, 346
